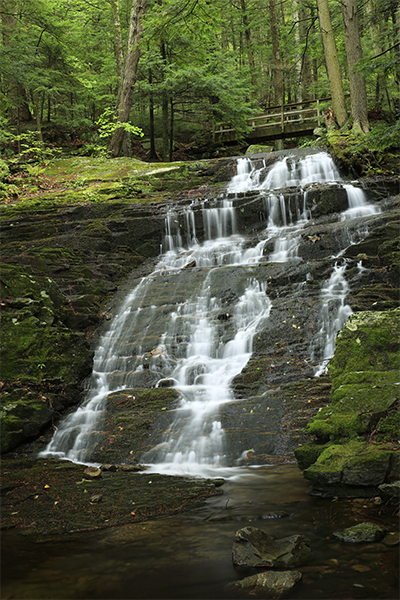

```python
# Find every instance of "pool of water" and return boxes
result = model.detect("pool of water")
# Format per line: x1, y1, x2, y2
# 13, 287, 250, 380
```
2, 465, 398, 599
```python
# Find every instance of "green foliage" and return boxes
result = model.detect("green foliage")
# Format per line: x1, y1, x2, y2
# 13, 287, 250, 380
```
96, 108, 144, 140
327, 121, 400, 175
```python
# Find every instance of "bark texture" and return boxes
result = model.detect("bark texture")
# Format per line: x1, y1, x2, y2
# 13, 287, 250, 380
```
110, 0, 125, 80
342, 0, 369, 133
109, 0, 148, 157
316, 0, 348, 127
269, 0, 284, 150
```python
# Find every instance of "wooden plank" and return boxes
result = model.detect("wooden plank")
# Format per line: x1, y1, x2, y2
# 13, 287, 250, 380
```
213, 118, 319, 144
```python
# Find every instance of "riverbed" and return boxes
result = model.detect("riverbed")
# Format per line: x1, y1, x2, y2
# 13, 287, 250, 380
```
2, 465, 398, 599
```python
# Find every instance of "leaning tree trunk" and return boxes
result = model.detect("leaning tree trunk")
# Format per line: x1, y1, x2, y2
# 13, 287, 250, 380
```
109, 0, 148, 158
316, 0, 348, 128
342, 0, 369, 133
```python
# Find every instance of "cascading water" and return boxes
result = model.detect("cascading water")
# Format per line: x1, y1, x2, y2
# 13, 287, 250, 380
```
311, 262, 353, 377
40, 151, 380, 473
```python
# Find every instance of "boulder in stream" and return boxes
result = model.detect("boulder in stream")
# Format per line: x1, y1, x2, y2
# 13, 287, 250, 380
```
332, 521, 386, 543
232, 526, 312, 568
225, 570, 302, 598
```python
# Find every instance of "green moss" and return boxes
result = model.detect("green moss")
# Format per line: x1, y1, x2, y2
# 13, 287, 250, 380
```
304, 440, 398, 487
81, 220, 113, 238
306, 410, 369, 442
376, 410, 400, 441
329, 309, 400, 390
294, 441, 331, 470
0, 389, 55, 453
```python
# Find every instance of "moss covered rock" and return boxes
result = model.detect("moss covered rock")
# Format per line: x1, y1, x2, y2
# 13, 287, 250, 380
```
303, 441, 399, 497
296, 308, 400, 497
0, 264, 94, 452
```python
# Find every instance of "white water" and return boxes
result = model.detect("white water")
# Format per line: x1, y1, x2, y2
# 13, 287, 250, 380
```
312, 262, 353, 377
40, 151, 380, 474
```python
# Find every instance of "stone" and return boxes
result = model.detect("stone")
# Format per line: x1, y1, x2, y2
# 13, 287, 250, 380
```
101, 464, 117, 472
89, 493, 102, 504
225, 570, 302, 599
303, 441, 399, 497
232, 526, 312, 568
83, 467, 102, 480
382, 532, 400, 546
378, 481, 400, 506
351, 564, 370, 572
261, 511, 290, 519
245, 144, 274, 155
332, 522, 386, 543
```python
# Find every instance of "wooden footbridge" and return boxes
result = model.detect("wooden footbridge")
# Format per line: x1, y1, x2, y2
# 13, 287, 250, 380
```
213, 97, 331, 145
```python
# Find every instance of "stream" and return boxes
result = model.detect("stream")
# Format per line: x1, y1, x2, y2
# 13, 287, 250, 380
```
2, 464, 398, 599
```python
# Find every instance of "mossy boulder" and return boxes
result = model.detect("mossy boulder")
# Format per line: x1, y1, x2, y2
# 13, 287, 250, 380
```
329, 309, 400, 389
303, 441, 399, 497
296, 308, 400, 496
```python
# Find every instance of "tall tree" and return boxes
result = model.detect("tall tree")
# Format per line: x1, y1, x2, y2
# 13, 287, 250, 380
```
342, 0, 369, 133
109, 0, 148, 157
316, 0, 348, 127
109, 0, 125, 81
269, 0, 284, 149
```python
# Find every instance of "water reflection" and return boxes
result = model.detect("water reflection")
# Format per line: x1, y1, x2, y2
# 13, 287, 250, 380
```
2, 465, 398, 600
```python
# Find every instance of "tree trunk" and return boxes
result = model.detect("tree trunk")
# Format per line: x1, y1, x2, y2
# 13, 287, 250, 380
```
1, 2, 32, 123
316, 0, 348, 127
169, 98, 174, 162
110, 0, 125, 82
342, 0, 369, 133
160, 39, 169, 161
34, 93, 43, 142
293, 0, 302, 103
109, 0, 148, 157
148, 68, 156, 160
269, 0, 284, 150
240, 0, 255, 84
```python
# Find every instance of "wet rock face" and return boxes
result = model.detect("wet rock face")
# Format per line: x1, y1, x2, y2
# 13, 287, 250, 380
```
1, 153, 399, 470
232, 526, 312, 568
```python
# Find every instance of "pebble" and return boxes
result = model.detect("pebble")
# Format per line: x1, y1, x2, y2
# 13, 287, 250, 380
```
90, 494, 103, 504
351, 564, 370, 572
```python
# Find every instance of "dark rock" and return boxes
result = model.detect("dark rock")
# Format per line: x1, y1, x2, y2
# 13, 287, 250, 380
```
332, 522, 386, 543
232, 526, 312, 568
378, 481, 400, 506
382, 531, 400, 546
225, 570, 302, 599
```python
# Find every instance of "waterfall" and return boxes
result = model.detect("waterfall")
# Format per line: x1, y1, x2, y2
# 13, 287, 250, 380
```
40, 151, 380, 472
311, 262, 353, 377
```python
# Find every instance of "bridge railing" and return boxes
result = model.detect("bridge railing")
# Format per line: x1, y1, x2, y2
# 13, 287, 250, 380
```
213, 97, 333, 142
